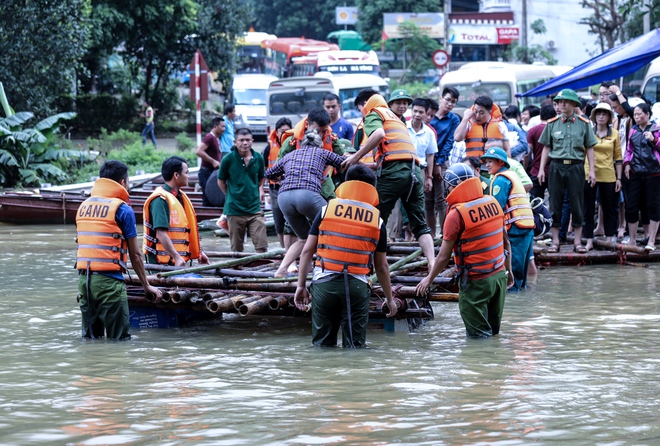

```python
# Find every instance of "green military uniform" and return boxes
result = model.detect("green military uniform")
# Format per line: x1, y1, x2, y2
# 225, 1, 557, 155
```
363, 112, 431, 239
278, 136, 344, 200
538, 89, 598, 228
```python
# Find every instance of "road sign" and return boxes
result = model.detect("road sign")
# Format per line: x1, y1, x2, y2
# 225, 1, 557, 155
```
432, 50, 450, 69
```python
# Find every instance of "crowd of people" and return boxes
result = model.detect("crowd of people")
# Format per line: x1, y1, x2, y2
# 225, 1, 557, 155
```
75, 82, 660, 345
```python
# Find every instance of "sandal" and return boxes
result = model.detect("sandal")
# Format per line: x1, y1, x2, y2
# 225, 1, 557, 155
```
573, 244, 588, 254
644, 244, 656, 252
547, 244, 559, 253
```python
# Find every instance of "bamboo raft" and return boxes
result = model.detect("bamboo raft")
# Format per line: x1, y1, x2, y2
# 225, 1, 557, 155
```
533, 237, 660, 267
125, 244, 459, 330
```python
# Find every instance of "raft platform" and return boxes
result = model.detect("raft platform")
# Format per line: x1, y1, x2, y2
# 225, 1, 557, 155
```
125, 245, 458, 331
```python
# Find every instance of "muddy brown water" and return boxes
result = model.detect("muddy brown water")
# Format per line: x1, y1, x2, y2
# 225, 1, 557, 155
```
1, 223, 659, 445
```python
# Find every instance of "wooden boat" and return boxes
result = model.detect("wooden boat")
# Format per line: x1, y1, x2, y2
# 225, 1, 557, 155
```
0, 170, 222, 224
124, 245, 459, 331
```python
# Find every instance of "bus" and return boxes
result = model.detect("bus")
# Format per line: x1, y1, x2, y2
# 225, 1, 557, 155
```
439, 62, 558, 116
291, 50, 380, 77
236, 31, 277, 74
266, 73, 389, 133
262, 38, 340, 78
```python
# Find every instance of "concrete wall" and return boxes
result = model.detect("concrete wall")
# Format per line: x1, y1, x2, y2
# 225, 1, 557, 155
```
509, 0, 601, 67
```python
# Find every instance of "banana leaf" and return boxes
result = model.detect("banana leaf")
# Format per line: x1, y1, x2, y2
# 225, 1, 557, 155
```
1, 112, 33, 129
35, 112, 76, 139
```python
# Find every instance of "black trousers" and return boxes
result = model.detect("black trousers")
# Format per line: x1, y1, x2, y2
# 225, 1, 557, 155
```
583, 181, 618, 238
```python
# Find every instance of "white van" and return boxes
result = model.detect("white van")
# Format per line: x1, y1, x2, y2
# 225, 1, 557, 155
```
266, 73, 389, 133
439, 62, 557, 116
231, 74, 278, 136
642, 57, 660, 105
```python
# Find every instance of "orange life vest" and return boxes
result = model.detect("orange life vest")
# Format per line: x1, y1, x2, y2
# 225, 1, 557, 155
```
352, 121, 375, 165
488, 170, 535, 231
75, 178, 130, 272
143, 187, 201, 264
315, 181, 381, 275
267, 129, 284, 186
446, 177, 506, 278
465, 105, 505, 156
362, 95, 418, 167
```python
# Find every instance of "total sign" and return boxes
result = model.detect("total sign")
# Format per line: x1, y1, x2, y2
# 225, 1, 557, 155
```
448, 25, 519, 45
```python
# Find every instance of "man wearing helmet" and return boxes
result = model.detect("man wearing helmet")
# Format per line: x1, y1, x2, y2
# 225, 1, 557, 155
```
416, 163, 514, 338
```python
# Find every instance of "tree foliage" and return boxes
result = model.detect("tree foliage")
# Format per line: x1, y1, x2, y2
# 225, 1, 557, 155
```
355, 0, 441, 47
80, 0, 252, 111
579, 0, 626, 51
508, 19, 557, 65
619, 0, 660, 41
384, 22, 441, 83
0, 83, 81, 188
0, 0, 92, 118
251, 0, 347, 41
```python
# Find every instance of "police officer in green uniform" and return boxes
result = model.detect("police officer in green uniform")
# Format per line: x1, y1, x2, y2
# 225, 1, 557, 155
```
342, 89, 436, 269
388, 89, 413, 121
537, 89, 598, 253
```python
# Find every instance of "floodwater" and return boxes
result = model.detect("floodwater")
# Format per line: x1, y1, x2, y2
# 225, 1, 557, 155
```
1, 223, 659, 445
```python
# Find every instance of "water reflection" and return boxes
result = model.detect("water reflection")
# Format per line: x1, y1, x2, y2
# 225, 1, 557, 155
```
0, 224, 659, 445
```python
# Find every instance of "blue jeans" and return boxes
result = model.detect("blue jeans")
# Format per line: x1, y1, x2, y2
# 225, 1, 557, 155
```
141, 122, 156, 146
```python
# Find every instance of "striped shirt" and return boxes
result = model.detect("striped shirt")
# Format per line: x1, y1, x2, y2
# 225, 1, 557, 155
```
265, 146, 345, 194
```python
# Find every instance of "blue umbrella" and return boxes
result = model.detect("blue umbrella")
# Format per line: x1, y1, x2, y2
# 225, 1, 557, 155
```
521, 28, 660, 97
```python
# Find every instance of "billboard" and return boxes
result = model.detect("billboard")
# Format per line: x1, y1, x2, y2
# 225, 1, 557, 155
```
336, 7, 358, 25
383, 12, 445, 39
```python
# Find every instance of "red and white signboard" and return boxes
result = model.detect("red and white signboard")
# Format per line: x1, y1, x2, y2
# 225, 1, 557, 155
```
496, 27, 519, 44
432, 50, 450, 69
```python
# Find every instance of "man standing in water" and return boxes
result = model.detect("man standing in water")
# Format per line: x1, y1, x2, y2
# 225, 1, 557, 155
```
294, 164, 397, 347
196, 116, 225, 206
143, 156, 210, 266
416, 163, 513, 338
76, 161, 162, 340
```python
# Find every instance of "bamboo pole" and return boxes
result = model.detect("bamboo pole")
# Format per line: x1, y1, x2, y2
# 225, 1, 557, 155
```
593, 238, 648, 254
369, 248, 423, 283
268, 295, 292, 310
238, 295, 274, 316
157, 248, 286, 278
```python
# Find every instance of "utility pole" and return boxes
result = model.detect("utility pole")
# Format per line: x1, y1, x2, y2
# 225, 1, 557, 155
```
643, 1, 651, 34
522, 0, 528, 48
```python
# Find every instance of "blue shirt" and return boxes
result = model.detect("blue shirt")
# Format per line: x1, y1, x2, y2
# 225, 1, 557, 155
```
102, 203, 136, 281
220, 116, 235, 153
330, 118, 355, 141
505, 120, 529, 159
429, 112, 460, 165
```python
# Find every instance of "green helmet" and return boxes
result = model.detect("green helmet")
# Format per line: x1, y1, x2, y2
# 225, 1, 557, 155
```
553, 88, 581, 106
481, 147, 510, 168
337, 138, 355, 153
388, 89, 413, 105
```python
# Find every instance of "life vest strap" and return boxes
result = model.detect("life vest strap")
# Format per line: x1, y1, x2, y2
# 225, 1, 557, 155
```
509, 193, 528, 200
458, 226, 503, 245
318, 257, 371, 270
461, 240, 503, 257
318, 230, 378, 244
77, 231, 125, 240
318, 244, 373, 256
77, 244, 127, 254
465, 253, 505, 269
506, 215, 536, 224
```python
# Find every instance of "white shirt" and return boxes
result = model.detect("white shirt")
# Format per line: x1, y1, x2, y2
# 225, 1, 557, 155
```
407, 121, 437, 167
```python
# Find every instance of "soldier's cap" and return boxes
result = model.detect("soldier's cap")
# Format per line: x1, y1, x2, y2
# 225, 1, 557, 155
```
388, 89, 413, 105
553, 89, 581, 106
481, 147, 510, 168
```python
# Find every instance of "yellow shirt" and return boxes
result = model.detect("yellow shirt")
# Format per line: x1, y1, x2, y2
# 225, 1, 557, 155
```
585, 127, 621, 183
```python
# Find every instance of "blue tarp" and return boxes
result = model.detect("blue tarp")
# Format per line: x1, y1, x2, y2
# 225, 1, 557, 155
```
522, 28, 660, 97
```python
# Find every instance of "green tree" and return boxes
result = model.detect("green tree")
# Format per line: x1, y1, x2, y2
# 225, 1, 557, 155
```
508, 19, 557, 65
579, 0, 626, 51
0, 0, 92, 118
355, 0, 441, 47
384, 22, 441, 83
619, 0, 660, 40
251, 0, 352, 41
